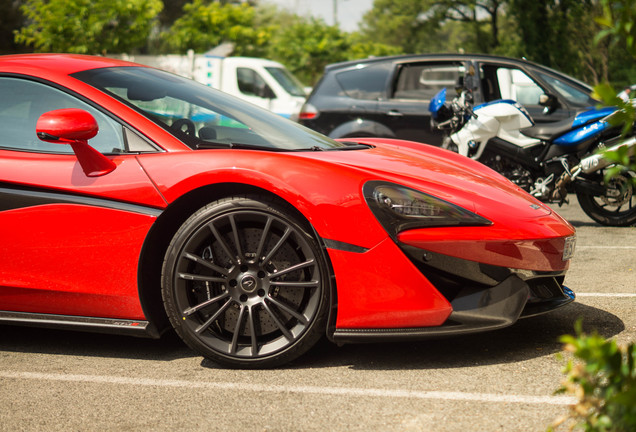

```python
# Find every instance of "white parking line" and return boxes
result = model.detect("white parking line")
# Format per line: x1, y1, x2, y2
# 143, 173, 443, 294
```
0, 370, 575, 406
576, 245, 636, 249
575, 293, 636, 297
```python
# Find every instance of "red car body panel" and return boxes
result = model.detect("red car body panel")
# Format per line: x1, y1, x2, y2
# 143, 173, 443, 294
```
327, 238, 452, 328
0, 204, 153, 318
0, 150, 167, 207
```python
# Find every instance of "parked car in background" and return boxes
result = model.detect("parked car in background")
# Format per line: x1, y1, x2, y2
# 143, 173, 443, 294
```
299, 54, 597, 146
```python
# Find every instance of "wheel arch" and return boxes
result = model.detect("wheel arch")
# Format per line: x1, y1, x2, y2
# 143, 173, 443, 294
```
136, 182, 338, 337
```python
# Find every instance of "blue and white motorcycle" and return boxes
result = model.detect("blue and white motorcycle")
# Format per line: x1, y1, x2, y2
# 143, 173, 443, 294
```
429, 88, 636, 226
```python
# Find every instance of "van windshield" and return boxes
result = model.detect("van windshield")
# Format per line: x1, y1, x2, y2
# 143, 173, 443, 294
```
72, 66, 344, 151
265, 66, 307, 97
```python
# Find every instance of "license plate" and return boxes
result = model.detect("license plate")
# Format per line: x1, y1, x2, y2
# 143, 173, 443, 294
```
563, 235, 576, 261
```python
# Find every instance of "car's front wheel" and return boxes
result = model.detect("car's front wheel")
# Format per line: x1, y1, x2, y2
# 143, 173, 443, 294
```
162, 196, 330, 368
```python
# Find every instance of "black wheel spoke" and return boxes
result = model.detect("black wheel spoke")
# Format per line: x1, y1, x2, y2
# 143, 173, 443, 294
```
178, 272, 226, 283
184, 252, 229, 276
183, 291, 230, 317
254, 216, 273, 261
267, 296, 309, 325
195, 298, 233, 334
247, 306, 259, 355
230, 305, 247, 355
269, 259, 315, 279
262, 301, 293, 341
228, 214, 244, 264
208, 222, 239, 266
269, 280, 319, 288
261, 227, 292, 264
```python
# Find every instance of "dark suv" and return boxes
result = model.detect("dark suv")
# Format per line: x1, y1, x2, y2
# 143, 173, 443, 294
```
298, 54, 597, 146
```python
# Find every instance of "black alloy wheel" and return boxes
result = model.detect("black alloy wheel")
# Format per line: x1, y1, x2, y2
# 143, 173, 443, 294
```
576, 170, 636, 226
162, 196, 330, 368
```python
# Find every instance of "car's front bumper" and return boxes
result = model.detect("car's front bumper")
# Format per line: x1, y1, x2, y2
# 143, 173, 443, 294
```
328, 235, 575, 343
331, 272, 574, 343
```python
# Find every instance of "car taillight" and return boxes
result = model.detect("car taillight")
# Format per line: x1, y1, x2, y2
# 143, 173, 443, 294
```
299, 103, 318, 120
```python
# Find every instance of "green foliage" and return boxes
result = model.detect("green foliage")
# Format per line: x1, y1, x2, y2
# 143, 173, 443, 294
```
596, 0, 636, 59
266, 16, 401, 86
593, 83, 635, 137
15, 0, 163, 54
593, 0, 636, 184
345, 35, 403, 63
0, 0, 26, 54
161, 1, 270, 56
266, 17, 349, 85
552, 321, 636, 432
359, 0, 441, 54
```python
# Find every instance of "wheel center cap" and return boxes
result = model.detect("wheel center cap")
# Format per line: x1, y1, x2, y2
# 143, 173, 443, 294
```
239, 274, 258, 293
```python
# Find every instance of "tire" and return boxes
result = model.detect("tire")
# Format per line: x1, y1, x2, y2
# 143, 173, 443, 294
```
161, 196, 331, 368
576, 171, 636, 227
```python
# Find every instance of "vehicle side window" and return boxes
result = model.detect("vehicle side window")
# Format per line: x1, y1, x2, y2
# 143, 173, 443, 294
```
335, 64, 390, 100
392, 63, 463, 100
493, 67, 545, 106
237, 67, 274, 98
0, 77, 127, 154
536, 71, 595, 107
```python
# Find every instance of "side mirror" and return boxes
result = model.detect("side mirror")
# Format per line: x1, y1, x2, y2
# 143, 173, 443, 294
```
36, 108, 116, 177
539, 93, 559, 115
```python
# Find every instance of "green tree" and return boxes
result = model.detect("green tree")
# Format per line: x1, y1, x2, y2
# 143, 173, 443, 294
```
162, 0, 271, 56
360, 0, 441, 53
432, 0, 505, 52
345, 33, 404, 61
266, 17, 350, 85
360, 0, 508, 54
0, 0, 26, 54
15, 0, 163, 54
508, 0, 609, 84
593, 0, 636, 184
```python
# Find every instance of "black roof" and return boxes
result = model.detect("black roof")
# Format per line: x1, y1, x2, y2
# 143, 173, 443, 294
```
324, 53, 592, 91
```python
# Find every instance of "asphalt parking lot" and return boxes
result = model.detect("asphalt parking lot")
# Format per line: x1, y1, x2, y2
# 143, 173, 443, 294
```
1, 195, 634, 432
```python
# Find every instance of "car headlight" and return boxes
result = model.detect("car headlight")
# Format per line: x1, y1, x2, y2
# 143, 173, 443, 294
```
363, 181, 491, 238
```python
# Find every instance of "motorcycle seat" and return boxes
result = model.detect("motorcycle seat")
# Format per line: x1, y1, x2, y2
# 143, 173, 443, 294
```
520, 117, 575, 141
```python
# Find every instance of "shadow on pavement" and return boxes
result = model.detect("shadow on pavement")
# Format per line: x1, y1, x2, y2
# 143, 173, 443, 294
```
0, 302, 623, 369
0, 324, 194, 361
294, 302, 624, 371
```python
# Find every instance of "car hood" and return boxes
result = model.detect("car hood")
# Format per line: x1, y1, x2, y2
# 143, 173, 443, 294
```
305, 138, 556, 222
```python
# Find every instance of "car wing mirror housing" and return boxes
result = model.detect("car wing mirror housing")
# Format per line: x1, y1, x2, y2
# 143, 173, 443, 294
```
539, 93, 559, 115
36, 108, 116, 177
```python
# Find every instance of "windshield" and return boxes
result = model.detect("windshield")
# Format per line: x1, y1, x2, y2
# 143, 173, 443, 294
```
72, 66, 341, 151
537, 71, 597, 107
265, 66, 307, 97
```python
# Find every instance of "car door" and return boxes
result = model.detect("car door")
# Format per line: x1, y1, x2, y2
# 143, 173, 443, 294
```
380, 61, 471, 145
0, 76, 166, 319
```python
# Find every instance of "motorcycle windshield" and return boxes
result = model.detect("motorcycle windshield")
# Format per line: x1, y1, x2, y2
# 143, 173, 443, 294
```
429, 88, 447, 119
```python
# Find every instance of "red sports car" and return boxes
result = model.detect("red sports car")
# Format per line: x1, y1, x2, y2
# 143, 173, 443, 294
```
0, 54, 576, 368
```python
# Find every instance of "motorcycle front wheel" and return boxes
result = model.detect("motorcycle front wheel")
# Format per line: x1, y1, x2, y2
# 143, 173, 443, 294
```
576, 170, 636, 226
